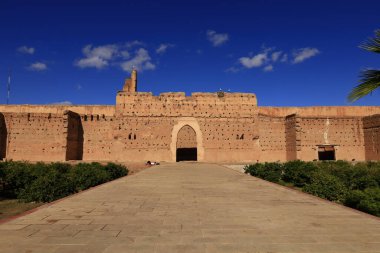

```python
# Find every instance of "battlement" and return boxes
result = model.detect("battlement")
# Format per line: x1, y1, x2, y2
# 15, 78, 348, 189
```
116, 91, 258, 117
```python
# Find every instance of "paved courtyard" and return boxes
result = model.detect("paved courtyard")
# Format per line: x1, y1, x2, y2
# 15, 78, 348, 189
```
0, 163, 379, 253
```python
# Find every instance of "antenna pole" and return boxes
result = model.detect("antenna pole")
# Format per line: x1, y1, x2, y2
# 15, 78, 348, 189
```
7, 68, 11, 105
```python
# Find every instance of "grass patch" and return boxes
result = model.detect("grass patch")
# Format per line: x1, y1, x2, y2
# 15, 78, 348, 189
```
0, 198, 42, 220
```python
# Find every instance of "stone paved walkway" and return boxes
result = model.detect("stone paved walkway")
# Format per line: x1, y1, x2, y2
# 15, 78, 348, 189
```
1, 163, 380, 253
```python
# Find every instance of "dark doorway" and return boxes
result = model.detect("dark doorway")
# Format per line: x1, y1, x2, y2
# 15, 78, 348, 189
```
318, 146, 335, 161
0, 113, 7, 160
176, 125, 197, 162
176, 148, 197, 162
65, 112, 84, 161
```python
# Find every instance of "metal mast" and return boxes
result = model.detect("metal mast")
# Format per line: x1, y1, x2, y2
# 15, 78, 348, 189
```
7, 68, 11, 104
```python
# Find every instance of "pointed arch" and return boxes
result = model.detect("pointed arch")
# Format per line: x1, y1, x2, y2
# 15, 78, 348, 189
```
170, 117, 204, 162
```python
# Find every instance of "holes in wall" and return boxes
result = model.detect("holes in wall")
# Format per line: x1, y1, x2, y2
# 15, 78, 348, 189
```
128, 133, 137, 140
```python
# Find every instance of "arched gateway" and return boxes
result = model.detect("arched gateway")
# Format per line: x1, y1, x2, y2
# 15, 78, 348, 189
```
176, 125, 197, 161
170, 118, 204, 162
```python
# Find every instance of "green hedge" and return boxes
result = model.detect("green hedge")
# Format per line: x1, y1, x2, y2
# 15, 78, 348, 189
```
0, 161, 128, 203
244, 160, 380, 217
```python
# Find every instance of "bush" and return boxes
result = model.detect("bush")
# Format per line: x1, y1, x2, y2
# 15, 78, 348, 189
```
2, 162, 36, 198
345, 188, 380, 216
245, 160, 380, 217
283, 161, 319, 187
303, 172, 347, 202
70, 162, 111, 191
244, 163, 282, 183
103, 163, 128, 179
0, 161, 128, 203
18, 171, 75, 202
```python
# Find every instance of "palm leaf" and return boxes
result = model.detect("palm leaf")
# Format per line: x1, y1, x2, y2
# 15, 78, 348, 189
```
348, 69, 380, 102
359, 29, 380, 54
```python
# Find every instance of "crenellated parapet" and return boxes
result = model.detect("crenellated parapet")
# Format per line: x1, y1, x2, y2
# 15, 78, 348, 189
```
116, 91, 257, 118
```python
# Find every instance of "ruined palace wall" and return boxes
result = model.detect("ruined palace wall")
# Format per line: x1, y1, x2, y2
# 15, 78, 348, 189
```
116, 92, 257, 118
285, 114, 298, 161
79, 114, 115, 161
363, 115, 380, 160
115, 92, 260, 162
258, 114, 287, 162
295, 116, 364, 161
0, 105, 115, 116
198, 117, 260, 162
112, 117, 174, 162
3, 112, 68, 161
259, 106, 380, 117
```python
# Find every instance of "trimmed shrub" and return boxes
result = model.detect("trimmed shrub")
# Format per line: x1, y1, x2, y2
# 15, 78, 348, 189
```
70, 162, 111, 191
245, 160, 380, 217
2, 162, 36, 198
345, 190, 366, 208
103, 163, 128, 180
0, 161, 129, 203
18, 171, 75, 202
345, 188, 380, 216
283, 161, 319, 187
244, 163, 282, 183
303, 172, 347, 202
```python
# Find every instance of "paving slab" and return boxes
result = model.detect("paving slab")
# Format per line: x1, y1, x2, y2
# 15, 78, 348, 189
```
0, 162, 379, 253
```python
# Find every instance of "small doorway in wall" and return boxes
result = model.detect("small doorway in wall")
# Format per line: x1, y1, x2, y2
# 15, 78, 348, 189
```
318, 145, 336, 161
176, 125, 197, 162
176, 148, 197, 162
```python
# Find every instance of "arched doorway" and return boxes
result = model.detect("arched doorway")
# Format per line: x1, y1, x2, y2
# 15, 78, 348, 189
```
176, 125, 197, 162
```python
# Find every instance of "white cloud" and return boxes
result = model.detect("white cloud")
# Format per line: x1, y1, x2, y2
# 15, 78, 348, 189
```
75, 44, 118, 69
225, 66, 240, 73
126, 40, 144, 48
263, 65, 274, 72
120, 50, 130, 59
121, 48, 156, 72
239, 52, 268, 68
281, 53, 288, 62
156, 43, 174, 54
27, 62, 47, 71
292, 47, 320, 64
271, 51, 282, 62
17, 46, 35, 55
50, 101, 72, 105
207, 30, 229, 47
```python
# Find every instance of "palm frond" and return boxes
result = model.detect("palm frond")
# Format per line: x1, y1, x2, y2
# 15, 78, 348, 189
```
359, 29, 380, 54
348, 69, 380, 102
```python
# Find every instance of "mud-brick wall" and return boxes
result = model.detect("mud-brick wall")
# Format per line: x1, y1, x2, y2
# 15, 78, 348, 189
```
0, 113, 7, 159
198, 117, 260, 162
296, 117, 364, 161
258, 114, 286, 162
363, 114, 380, 160
4, 112, 68, 161
80, 113, 114, 161
177, 125, 197, 148
112, 116, 174, 162
285, 114, 299, 161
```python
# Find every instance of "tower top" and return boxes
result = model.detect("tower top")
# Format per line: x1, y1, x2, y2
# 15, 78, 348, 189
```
122, 69, 138, 92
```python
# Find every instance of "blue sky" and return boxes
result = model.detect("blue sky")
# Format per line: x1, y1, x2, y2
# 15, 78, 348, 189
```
0, 0, 379, 106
